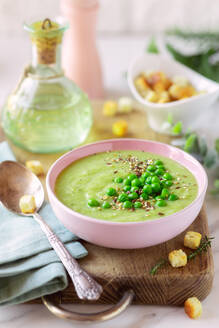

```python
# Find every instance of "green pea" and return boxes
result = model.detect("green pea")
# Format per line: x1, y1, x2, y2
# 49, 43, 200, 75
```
157, 166, 166, 172
114, 177, 123, 183
131, 178, 141, 187
155, 195, 162, 200
163, 180, 173, 187
128, 192, 138, 200
123, 185, 131, 192
152, 176, 160, 184
145, 176, 152, 184
140, 193, 149, 200
147, 165, 156, 172
88, 199, 100, 207
139, 176, 146, 186
123, 201, 133, 209
141, 172, 150, 179
102, 201, 111, 209
155, 168, 165, 176
134, 201, 142, 209
118, 193, 129, 202
123, 178, 131, 186
151, 182, 161, 193
106, 187, 117, 196
163, 173, 173, 180
142, 184, 152, 194
156, 200, 167, 207
154, 160, 163, 166
160, 188, 169, 199
127, 174, 137, 181
168, 194, 179, 201
131, 186, 139, 192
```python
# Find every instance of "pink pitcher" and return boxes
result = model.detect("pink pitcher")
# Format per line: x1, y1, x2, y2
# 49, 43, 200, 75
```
61, 0, 104, 99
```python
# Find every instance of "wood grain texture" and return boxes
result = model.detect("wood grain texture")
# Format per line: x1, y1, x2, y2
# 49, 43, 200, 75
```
0, 101, 214, 305
28, 207, 214, 305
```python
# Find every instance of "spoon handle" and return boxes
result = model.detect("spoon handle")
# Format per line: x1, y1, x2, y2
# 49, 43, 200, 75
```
33, 212, 102, 300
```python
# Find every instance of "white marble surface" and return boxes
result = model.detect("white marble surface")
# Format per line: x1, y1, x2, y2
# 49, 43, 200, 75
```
0, 35, 218, 327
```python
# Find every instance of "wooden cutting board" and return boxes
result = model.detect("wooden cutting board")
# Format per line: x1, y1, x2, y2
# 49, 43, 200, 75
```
27, 207, 213, 306
0, 101, 214, 305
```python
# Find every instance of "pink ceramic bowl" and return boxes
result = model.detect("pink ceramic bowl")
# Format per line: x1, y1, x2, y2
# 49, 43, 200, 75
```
46, 139, 207, 249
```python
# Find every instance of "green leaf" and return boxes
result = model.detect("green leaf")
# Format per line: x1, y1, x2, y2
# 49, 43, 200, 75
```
215, 139, 219, 154
198, 137, 208, 157
214, 179, 219, 189
166, 43, 219, 82
190, 152, 203, 163
203, 150, 217, 168
210, 179, 219, 195
211, 189, 219, 196
166, 28, 219, 44
185, 129, 192, 138
166, 43, 200, 70
167, 113, 173, 125
147, 37, 159, 54
184, 133, 198, 153
172, 121, 182, 135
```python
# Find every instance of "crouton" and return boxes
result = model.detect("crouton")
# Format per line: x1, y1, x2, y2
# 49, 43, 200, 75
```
184, 231, 202, 250
168, 249, 187, 267
19, 195, 36, 214
184, 297, 202, 319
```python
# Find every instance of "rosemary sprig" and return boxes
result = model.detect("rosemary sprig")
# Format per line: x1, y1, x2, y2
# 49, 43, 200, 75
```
150, 236, 214, 276
187, 235, 214, 260
149, 259, 168, 276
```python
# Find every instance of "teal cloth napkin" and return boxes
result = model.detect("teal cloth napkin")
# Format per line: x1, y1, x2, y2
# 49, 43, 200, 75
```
0, 141, 88, 305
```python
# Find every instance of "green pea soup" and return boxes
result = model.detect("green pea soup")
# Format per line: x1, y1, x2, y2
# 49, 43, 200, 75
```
55, 150, 198, 222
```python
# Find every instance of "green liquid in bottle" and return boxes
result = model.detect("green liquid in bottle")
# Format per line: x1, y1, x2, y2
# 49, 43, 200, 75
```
2, 80, 92, 153
1, 18, 93, 154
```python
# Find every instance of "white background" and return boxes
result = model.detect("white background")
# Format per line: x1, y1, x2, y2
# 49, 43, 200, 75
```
0, 0, 219, 36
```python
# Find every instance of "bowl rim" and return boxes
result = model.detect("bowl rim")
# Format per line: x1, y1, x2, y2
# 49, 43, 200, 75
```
128, 53, 219, 109
46, 138, 208, 226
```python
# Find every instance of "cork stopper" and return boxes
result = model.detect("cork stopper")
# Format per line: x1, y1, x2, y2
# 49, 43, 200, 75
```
25, 18, 65, 65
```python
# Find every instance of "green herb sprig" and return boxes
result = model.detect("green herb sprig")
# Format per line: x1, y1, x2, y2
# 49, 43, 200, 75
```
187, 236, 214, 260
174, 132, 219, 194
211, 179, 219, 195
150, 235, 214, 276
165, 116, 219, 194
149, 259, 168, 276
146, 37, 159, 54
160, 29, 219, 82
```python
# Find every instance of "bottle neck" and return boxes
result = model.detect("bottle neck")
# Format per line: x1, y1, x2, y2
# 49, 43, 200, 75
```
31, 41, 63, 77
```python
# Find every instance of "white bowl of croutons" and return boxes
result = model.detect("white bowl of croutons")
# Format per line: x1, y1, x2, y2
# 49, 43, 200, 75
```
128, 53, 219, 134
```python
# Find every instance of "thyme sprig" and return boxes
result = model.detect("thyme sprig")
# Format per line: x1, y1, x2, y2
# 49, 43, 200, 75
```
149, 235, 214, 276
187, 235, 214, 260
149, 259, 168, 276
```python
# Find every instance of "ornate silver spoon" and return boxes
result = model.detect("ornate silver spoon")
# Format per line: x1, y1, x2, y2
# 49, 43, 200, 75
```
0, 160, 102, 301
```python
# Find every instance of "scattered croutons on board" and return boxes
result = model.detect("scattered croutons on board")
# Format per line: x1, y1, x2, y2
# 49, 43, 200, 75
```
184, 231, 202, 250
168, 249, 187, 268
